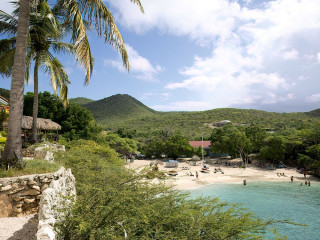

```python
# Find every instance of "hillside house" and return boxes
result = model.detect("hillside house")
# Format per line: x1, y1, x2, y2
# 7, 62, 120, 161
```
212, 120, 231, 127
0, 96, 9, 114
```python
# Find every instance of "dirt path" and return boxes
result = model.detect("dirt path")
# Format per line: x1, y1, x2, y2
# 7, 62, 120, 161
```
0, 214, 37, 240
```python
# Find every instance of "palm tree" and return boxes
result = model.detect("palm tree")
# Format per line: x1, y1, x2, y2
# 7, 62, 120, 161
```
0, 1, 72, 143
1, 0, 144, 165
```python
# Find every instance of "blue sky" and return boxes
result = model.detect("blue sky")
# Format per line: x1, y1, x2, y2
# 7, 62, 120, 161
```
1, 0, 320, 112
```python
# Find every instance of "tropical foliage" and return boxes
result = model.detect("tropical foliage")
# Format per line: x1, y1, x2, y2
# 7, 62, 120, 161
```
24, 91, 99, 140
55, 140, 287, 240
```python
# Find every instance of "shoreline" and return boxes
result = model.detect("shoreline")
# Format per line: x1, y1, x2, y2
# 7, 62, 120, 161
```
126, 159, 320, 190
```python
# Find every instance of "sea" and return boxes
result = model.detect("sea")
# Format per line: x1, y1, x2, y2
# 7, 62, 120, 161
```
190, 181, 320, 240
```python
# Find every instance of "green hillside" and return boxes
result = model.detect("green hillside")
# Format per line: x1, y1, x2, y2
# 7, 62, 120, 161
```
306, 108, 320, 118
83, 94, 156, 122
0, 88, 10, 100
69, 97, 94, 106
78, 94, 320, 141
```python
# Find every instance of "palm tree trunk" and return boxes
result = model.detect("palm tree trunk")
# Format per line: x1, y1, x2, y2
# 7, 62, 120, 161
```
31, 55, 39, 143
1, 0, 30, 166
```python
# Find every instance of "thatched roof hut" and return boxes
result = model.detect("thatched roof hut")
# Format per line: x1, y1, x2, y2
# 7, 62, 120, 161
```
191, 155, 201, 161
22, 116, 61, 131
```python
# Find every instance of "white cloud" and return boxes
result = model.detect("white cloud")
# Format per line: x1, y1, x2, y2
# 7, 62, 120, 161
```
152, 101, 212, 111
282, 49, 299, 60
107, 0, 320, 110
141, 92, 169, 101
306, 93, 320, 103
104, 44, 162, 81
317, 53, 320, 64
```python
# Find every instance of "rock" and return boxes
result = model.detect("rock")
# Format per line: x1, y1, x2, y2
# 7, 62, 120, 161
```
13, 207, 22, 213
41, 184, 49, 192
8, 187, 25, 195
12, 196, 24, 202
21, 189, 40, 196
24, 198, 35, 203
37, 167, 76, 240
32, 185, 41, 191
28, 180, 37, 185
0, 185, 12, 191
16, 203, 23, 208
37, 195, 42, 200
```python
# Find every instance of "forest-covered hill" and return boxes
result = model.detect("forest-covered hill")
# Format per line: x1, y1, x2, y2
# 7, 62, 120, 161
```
77, 94, 320, 141
69, 97, 94, 106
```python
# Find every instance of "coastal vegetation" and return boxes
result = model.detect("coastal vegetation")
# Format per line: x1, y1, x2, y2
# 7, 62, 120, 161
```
76, 94, 320, 142
55, 140, 289, 239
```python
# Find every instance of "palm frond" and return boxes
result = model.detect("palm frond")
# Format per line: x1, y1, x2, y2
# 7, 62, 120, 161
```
51, 42, 75, 55
67, 0, 94, 84
0, 37, 16, 54
0, 10, 18, 35
77, 0, 130, 71
42, 54, 70, 107
129, 0, 144, 13
0, 48, 15, 77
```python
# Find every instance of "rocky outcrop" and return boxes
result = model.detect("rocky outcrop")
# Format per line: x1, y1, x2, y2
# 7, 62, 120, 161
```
36, 167, 76, 240
0, 173, 55, 217
34, 143, 65, 162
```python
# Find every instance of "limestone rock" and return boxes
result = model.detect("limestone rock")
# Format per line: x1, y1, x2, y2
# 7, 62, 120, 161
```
21, 189, 40, 196
37, 167, 76, 240
0, 185, 12, 191
24, 198, 35, 203
32, 185, 41, 191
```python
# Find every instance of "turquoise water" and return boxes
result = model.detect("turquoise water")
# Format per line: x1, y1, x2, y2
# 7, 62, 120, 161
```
190, 181, 320, 240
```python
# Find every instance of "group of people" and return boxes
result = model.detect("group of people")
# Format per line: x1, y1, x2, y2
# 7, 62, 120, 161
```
290, 176, 311, 186
277, 173, 287, 177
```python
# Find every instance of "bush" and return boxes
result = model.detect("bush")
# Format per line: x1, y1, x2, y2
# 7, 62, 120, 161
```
56, 140, 287, 240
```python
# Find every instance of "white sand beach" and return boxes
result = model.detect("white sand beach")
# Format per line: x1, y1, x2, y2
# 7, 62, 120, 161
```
126, 158, 320, 190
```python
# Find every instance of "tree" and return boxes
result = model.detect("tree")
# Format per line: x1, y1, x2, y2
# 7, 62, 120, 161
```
165, 135, 194, 159
0, 0, 30, 166
0, 1, 71, 143
23, 91, 99, 140
1, 0, 144, 165
96, 132, 138, 156
143, 139, 165, 158
260, 137, 285, 164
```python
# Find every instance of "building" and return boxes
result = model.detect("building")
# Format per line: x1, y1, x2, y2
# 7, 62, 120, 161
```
189, 141, 212, 156
0, 96, 9, 114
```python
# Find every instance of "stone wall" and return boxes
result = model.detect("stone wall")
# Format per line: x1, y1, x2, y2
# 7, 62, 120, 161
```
36, 167, 76, 240
0, 172, 56, 217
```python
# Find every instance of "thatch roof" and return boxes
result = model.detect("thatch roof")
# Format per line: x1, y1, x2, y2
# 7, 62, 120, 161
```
191, 155, 201, 161
22, 116, 61, 130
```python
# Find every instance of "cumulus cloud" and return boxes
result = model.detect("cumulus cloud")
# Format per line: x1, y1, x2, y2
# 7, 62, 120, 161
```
141, 92, 169, 101
306, 93, 320, 103
104, 44, 163, 81
152, 101, 212, 111
107, 0, 320, 111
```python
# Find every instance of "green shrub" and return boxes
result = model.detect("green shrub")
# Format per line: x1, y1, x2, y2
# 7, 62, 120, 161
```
56, 140, 287, 240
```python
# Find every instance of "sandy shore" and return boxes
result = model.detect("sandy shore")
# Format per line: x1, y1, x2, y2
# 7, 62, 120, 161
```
126, 158, 320, 190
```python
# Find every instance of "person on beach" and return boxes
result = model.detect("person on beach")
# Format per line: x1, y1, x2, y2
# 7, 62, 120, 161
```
308, 181, 311, 186
243, 179, 247, 185
304, 171, 306, 179
290, 176, 293, 183
196, 171, 199, 179
305, 180, 307, 185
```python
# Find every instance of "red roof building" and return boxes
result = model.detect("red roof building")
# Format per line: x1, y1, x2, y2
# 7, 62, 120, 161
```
189, 141, 211, 149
